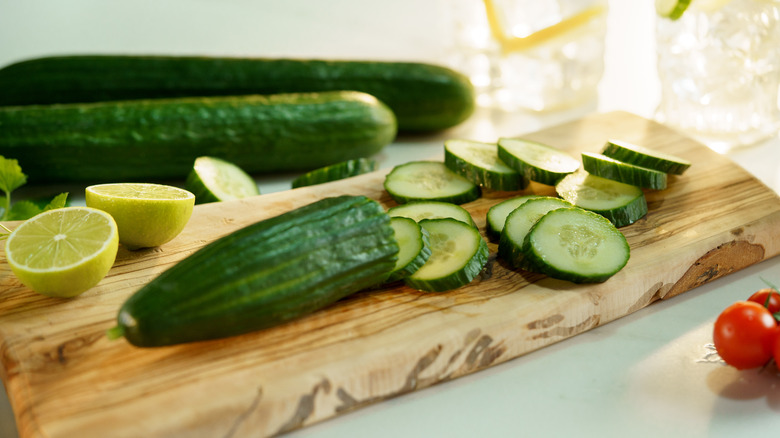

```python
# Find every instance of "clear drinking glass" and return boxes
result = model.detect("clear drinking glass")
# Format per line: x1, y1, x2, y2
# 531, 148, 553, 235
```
445, 0, 608, 112
655, 0, 780, 153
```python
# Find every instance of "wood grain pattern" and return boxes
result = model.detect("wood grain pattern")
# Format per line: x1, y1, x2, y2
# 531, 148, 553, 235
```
2, 111, 780, 438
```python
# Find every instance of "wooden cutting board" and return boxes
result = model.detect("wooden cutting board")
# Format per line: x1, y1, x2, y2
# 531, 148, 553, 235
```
2, 111, 780, 438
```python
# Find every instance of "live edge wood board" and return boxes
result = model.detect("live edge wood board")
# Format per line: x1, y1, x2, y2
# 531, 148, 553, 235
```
2, 111, 780, 438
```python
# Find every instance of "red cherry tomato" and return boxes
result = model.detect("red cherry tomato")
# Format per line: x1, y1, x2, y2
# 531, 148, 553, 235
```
774, 330, 780, 368
713, 301, 778, 370
747, 288, 780, 314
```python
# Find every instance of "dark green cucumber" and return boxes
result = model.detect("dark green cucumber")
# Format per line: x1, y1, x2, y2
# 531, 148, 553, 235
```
106, 195, 399, 347
291, 158, 378, 188
601, 139, 691, 175
582, 152, 667, 190
0, 55, 475, 132
0, 91, 396, 183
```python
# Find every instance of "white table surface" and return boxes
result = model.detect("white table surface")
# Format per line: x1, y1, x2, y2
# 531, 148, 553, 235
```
2, 1, 780, 437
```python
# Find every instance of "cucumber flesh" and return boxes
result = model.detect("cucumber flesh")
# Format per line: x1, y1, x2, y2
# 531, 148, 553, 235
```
485, 195, 543, 240
387, 217, 432, 282
601, 139, 691, 175
522, 207, 630, 283
497, 138, 580, 185
497, 197, 573, 271
388, 201, 475, 227
444, 139, 528, 191
404, 218, 489, 292
185, 156, 259, 204
582, 152, 667, 190
555, 170, 647, 227
292, 158, 377, 188
384, 161, 481, 205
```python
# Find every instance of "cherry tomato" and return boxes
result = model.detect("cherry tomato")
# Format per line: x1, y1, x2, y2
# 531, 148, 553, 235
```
774, 331, 780, 368
713, 301, 778, 370
747, 288, 780, 314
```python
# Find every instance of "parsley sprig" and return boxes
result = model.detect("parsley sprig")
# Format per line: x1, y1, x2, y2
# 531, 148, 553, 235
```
0, 156, 68, 239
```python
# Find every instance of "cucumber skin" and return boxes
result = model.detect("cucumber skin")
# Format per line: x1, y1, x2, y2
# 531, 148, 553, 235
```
0, 91, 396, 183
114, 195, 399, 348
496, 144, 578, 186
444, 148, 528, 191
601, 141, 691, 175
582, 152, 667, 190
292, 158, 378, 189
0, 55, 475, 132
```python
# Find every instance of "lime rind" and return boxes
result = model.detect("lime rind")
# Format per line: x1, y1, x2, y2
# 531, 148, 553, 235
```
85, 183, 195, 249
5, 207, 119, 297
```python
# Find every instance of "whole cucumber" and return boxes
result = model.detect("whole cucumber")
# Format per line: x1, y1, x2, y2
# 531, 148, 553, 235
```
107, 195, 399, 347
0, 91, 396, 183
0, 55, 475, 132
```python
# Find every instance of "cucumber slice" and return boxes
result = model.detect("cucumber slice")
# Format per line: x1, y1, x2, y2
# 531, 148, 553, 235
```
387, 217, 432, 282
655, 0, 690, 19
388, 201, 475, 227
522, 207, 630, 283
404, 218, 489, 292
485, 195, 543, 240
384, 161, 481, 205
291, 158, 378, 188
444, 139, 528, 191
555, 170, 647, 227
185, 156, 259, 204
497, 138, 580, 186
582, 152, 667, 190
497, 197, 573, 270
601, 139, 691, 175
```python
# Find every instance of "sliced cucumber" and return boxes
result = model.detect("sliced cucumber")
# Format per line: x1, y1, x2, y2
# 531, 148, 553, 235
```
185, 156, 259, 204
497, 138, 580, 186
555, 170, 647, 227
384, 161, 481, 205
444, 139, 528, 191
485, 195, 543, 240
522, 207, 630, 283
291, 158, 378, 188
388, 201, 475, 227
387, 217, 432, 282
497, 197, 573, 271
404, 218, 489, 292
582, 152, 667, 190
601, 139, 691, 175
655, 0, 691, 19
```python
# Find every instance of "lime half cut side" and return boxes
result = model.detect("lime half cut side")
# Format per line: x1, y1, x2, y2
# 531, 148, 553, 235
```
5, 207, 119, 297
85, 183, 195, 250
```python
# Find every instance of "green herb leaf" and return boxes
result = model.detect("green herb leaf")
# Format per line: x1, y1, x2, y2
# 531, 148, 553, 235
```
42, 192, 69, 212
0, 156, 27, 194
7, 200, 42, 221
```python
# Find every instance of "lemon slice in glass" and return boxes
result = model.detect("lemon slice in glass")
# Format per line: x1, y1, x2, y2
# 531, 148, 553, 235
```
655, 0, 692, 19
5, 207, 119, 298
85, 183, 195, 250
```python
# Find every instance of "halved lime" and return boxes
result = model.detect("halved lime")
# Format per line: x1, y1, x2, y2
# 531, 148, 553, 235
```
5, 207, 119, 297
185, 156, 259, 204
85, 183, 195, 250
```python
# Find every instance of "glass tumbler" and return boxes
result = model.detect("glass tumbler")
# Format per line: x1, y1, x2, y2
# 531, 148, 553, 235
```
445, 0, 608, 112
655, 0, 780, 153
